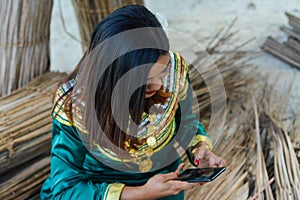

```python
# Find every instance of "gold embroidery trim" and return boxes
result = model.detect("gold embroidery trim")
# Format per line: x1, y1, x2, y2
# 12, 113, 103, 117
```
104, 183, 125, 200
178, 79, 189, 101
189, 135, 213, 151
92, 120, 176, 163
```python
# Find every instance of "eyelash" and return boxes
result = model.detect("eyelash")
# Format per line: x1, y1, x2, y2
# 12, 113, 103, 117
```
161, 67, 169, 73
147, 62, 171, 81
162, 62, 171, 73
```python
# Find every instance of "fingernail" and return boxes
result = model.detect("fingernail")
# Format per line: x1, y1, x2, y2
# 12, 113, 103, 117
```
194, 159, 200, 165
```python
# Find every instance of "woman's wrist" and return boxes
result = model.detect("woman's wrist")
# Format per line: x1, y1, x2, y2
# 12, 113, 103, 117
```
189, 135, 213, 151
120, 185, 154, 200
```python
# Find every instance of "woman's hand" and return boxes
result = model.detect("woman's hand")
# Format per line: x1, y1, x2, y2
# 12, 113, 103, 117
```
121, 163, 198, 200
193, 142, 226, 168
141, 163, 198, 199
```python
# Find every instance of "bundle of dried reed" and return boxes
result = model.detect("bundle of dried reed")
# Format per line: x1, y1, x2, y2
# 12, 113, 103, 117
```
71, 0, 144, 50
0, 156, 50, 200
0, 0, 53, 97
0, 72, 66, 179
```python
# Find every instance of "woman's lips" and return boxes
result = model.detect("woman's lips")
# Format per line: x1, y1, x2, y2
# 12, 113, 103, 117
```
146, 90, 156, 95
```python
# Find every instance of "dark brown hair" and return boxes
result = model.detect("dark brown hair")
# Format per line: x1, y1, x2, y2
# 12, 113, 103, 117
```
56, 5, 171, 154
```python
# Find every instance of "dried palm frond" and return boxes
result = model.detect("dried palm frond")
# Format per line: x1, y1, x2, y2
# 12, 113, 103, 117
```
182, 16, 299, 199
250, 94, 274, 200
185, 73, 299, 200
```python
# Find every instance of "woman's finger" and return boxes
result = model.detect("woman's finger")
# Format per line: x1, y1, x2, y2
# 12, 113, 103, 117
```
197, 159, 209, 168
160, 172, 180, 181
169, 180, 199, 190
207, 153, 226, 167
175, 163, 185, 176
218, 158, 227, 167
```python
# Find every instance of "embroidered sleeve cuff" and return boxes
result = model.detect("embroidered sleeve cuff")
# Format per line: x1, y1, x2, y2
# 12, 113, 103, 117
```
188, 135, 213, 151
104, 183, 125, 200
186, 135, 213, 166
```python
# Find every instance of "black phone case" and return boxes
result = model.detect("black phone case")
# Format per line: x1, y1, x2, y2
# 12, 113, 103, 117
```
176, 167, 226, 182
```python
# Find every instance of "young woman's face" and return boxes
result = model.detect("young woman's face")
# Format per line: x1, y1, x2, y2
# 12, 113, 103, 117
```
145, 54, 170, 98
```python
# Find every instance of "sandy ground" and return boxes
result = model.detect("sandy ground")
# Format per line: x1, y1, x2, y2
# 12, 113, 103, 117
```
50, 0, 300, 110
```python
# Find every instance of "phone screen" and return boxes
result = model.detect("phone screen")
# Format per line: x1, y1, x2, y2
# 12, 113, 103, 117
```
176, 167, 226, 182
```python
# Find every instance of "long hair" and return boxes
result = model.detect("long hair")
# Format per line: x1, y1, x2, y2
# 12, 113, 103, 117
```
60, 5, 170, 154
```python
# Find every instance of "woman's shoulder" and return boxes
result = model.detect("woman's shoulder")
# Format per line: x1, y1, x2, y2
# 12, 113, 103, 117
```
169, 50, 189, 73
52, 79, 76, 126
168, 50, 190, 101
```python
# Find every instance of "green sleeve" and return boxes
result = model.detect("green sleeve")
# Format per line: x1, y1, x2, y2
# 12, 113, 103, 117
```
40, 118, 125, 200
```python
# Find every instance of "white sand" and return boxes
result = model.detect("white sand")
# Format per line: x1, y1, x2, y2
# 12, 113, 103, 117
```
50, 0, 300, 111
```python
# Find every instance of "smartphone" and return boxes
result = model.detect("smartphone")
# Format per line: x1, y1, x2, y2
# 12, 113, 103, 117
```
176, 167, 226, 182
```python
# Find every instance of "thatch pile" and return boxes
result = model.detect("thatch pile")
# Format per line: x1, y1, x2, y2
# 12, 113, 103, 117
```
72, 0, 144, 50
262, 12, 300, 70
0, 72, 66, 200
0, 0, 53, 97
184, 24, 300, 200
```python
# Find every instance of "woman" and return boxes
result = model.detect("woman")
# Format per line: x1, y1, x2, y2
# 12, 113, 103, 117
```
41, 5, 226, 200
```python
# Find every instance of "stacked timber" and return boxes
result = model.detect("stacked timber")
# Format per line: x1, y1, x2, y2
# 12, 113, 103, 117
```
0, 72, 66, 200
262, 12, 300, 70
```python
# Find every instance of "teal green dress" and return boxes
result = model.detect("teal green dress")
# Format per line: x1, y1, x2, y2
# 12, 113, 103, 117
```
40, 51, 212, 200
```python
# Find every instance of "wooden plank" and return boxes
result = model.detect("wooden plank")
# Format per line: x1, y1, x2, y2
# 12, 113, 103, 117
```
286, 12, 300, 31
280, 26, 300, 41
285, 37, 300, 53
261, 36, 300, 70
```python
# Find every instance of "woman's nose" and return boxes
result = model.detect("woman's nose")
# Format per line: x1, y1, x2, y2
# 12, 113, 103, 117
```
147, 79, 162, 91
